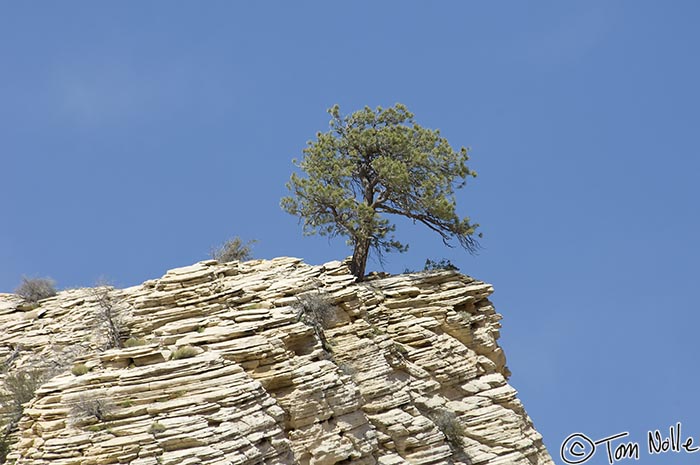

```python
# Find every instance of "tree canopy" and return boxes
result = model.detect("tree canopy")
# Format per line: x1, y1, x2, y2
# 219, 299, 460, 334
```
281, 103, 480, 279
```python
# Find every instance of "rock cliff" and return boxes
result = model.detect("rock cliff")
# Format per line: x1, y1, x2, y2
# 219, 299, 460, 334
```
0, 257, 553, 465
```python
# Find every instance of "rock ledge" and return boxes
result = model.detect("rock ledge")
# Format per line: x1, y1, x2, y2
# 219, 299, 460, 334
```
0, 258, 553, 465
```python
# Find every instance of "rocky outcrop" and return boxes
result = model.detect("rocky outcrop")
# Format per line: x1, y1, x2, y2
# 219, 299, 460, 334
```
0, 258, 553, 465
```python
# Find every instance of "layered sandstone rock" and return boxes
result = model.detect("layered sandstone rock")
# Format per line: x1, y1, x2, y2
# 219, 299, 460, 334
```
0, 258, 553, 465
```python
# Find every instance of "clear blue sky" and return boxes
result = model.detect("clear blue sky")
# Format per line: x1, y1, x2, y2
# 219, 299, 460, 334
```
2, 3, 699, 464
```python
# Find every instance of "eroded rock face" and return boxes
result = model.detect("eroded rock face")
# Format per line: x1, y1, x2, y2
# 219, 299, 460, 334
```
0, 258, 554, 465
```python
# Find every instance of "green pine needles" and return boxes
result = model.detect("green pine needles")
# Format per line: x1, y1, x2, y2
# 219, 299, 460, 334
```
281, 103, 481, 280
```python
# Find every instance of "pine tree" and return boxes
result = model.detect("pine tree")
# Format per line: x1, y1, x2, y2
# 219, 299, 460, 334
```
281, 103, 480, 279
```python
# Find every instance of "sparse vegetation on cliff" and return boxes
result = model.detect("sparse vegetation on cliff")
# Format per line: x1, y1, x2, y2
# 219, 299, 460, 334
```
92, 285, 127, 350
171, 346, 198, 360
0, 367, 51, 462
211, 237, 255, 262
70, 394, 113, 422
294, 291, 334, 352
0, 258, 550, 464
15, 277, 56, 303
71, 363, 89, 376
423, 258, 459, 272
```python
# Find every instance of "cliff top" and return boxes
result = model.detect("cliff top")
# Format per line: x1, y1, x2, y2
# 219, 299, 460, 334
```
0, 257, 553, 465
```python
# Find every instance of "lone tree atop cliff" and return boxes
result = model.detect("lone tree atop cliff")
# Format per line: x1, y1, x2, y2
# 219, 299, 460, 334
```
281, 103, 481, 280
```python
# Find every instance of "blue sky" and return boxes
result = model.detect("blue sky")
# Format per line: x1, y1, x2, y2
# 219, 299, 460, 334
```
2, 3, 699, 464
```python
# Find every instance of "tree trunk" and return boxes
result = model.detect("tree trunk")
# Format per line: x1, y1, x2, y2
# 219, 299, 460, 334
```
349, 236, 371, 280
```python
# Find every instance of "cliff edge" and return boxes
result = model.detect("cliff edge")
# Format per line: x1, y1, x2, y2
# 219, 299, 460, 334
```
0, 257, 554, 465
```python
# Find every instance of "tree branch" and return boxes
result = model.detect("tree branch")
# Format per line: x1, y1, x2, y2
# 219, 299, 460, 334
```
376, 204, 479, 252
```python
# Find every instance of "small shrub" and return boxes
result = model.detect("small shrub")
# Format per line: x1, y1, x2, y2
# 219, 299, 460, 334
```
2, 369, 47, 416
431, 410, 465, 449
294, 293, 334, 330
71, 363, 89, 376
294, 292, 335, 352
423, 259, 459, 272
168, 390, 186, 399
149, 421, 166, 434
0, 367, 50, 449
124, 337, 146, 348
92, 286, 126, 350
171, 346, 198, 360
70, 395, 113, 422
15, 277, 57, 303
211, 237, 256, 262
84, 424, 109, 432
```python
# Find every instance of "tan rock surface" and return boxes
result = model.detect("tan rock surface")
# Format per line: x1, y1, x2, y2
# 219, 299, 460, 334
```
0, 258, 553, 465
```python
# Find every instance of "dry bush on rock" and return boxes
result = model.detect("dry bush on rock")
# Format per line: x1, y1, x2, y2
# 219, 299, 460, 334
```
294, 292, 334, 329
70, 394, 113, 422
430, 410, 465, 449
1, 369, 48, 424
294, 292, 335, 352
211, 237, 256, 262
15, 277, 56, 303
92, 285, 128, 350
0, 366, 51, 460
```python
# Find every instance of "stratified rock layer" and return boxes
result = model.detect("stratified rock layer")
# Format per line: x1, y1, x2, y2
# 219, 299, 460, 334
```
0, 258, 554, 465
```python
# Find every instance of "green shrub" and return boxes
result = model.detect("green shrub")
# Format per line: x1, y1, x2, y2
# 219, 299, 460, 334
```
211, 237, 256, 262
124, 337, 146, 348
84, 424, 109, 432
149, 421, 166, 434
71, 363, 89, 376
15, 277, 57, 303
423, 259, 459, 272
171, 346, 198, 360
